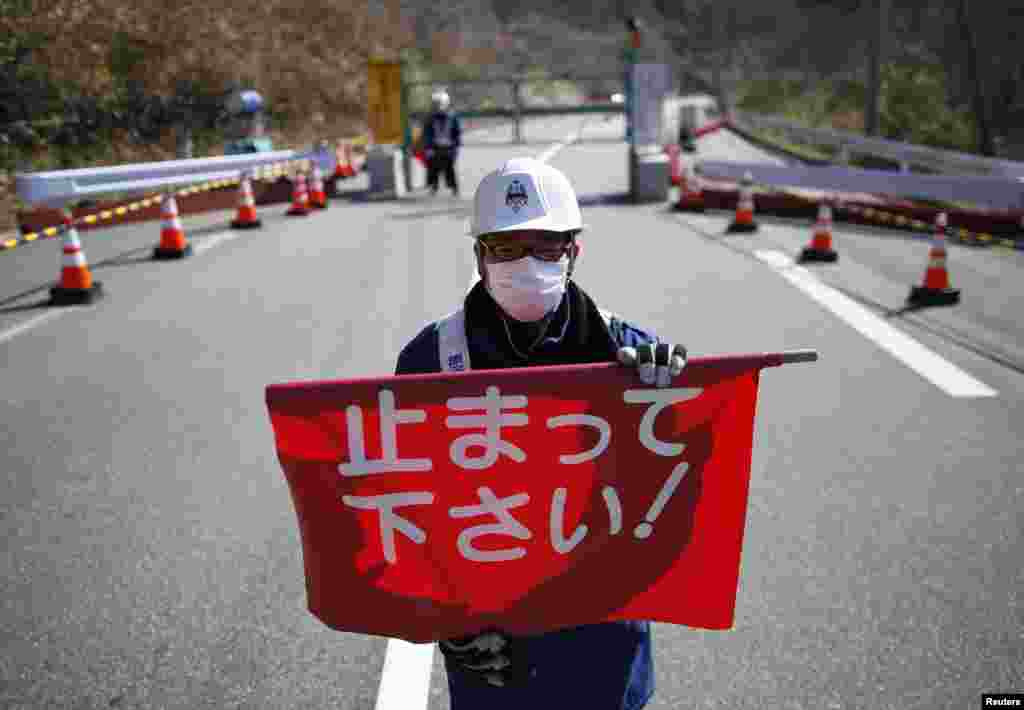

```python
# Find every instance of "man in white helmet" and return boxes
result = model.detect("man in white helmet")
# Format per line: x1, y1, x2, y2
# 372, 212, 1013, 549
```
423, 89, 462, 197
394, 158, 687, 709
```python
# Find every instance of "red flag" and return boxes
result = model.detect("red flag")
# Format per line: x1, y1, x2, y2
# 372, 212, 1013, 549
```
266, 354, 792, 643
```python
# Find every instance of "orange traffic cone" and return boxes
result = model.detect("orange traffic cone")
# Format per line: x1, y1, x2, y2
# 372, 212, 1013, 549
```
153, 194, 192, 259
286, 173, 310, 216
726, 171, 758, 233
50, 212, 103, 305
798, 203, 838, 263
334, 142, 355, 180
333, 143, 346, 180
346, 143, 360, 176
667, 144, 682, 186
230, 175, 262, 229
674, 158, 706, 213
908, 212, 960, 306
309, 164, 328, 209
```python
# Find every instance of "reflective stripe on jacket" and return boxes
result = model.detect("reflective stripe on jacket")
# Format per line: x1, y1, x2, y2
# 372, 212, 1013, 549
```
438, 307, 623, 372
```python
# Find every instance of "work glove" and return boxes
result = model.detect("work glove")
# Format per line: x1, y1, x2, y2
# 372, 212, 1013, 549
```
617, 343, 687, 387
439, 629, 529, 687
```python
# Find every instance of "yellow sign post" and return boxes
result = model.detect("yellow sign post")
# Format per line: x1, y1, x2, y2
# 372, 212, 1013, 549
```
367, 60, 402, 145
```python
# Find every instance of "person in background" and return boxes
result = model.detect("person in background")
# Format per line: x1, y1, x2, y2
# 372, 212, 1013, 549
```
423, 89, 462, 197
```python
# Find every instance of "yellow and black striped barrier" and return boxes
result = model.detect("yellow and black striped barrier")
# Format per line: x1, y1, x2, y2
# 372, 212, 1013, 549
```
754, 181, 1024, 253
837, 202, 1021, 250
2, 224, 63, 251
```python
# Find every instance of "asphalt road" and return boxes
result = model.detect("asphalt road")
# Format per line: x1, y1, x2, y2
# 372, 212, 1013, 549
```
1, 112, 1021, 709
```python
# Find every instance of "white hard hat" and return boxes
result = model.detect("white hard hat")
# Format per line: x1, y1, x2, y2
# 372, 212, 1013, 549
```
469, 158, 584, 238
431, 90, 450, 110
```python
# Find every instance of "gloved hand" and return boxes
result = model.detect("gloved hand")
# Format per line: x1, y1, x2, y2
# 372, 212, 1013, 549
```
439, 630, 527, 687
425, 148, 435, 160
617, 343, 687, 387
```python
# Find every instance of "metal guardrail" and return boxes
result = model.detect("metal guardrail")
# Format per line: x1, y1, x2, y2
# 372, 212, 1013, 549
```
696, 160, 1024, 212
3, 162, 308, 253
732, 111, 1024, 178
15, 146, 336, 208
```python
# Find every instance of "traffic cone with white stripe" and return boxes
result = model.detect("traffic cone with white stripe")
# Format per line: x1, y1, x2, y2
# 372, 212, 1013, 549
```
286, 173, 310, 216
334, 142, 355, 179
798, 203, 838, 263
726, 171, 758, 233
668, 144, 682, 186
674, 158, 706, 213
153, 194, 192, 259
332, 143, 346, 180
309, 164, 328, 209
230, 175, 262, 229
50, 212, 102, 305
908, 212, 960, 306
349, 143, 362, 175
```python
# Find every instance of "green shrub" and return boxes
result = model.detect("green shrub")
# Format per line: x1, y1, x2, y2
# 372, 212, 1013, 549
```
737, 79, 801, 114
736, 65, 977, 155
825, 80, 866, 116
880, 64, 973, 151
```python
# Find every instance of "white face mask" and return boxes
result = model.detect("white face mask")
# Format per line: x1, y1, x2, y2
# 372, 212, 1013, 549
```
485, 256, 569, 322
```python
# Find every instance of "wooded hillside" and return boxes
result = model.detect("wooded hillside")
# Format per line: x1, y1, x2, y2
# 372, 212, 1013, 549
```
2, 0, 1022, 229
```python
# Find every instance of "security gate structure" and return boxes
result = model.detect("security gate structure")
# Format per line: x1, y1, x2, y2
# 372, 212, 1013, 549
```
401, 73, 626, 150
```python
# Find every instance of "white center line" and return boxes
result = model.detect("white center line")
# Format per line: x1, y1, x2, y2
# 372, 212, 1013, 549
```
536, 129, 580, 164
0, 308, 70, 345
755, 249, 997, 398
374, 639, 435, 710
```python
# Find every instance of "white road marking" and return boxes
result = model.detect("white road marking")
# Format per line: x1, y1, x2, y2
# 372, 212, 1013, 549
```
536, 130, 579, 164
192, 230, 246, 255
755, 249, 997, 398
374, 639, 435, 710
0, 308, 70, 345
2, 230, 251, 346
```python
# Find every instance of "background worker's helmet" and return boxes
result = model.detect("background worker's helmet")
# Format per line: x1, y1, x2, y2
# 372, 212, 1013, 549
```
431, 90, 451, 112
225, 89, 266, 117
469, 158, 584, 238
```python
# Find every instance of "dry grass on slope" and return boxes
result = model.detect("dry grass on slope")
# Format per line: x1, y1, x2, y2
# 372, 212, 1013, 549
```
1, 0, 408, 232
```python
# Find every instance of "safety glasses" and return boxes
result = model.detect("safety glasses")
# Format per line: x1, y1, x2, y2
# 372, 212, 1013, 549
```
478, 236, 573, 263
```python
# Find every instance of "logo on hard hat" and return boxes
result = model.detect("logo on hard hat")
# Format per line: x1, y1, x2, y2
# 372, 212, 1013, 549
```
505, 180, 529, 212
